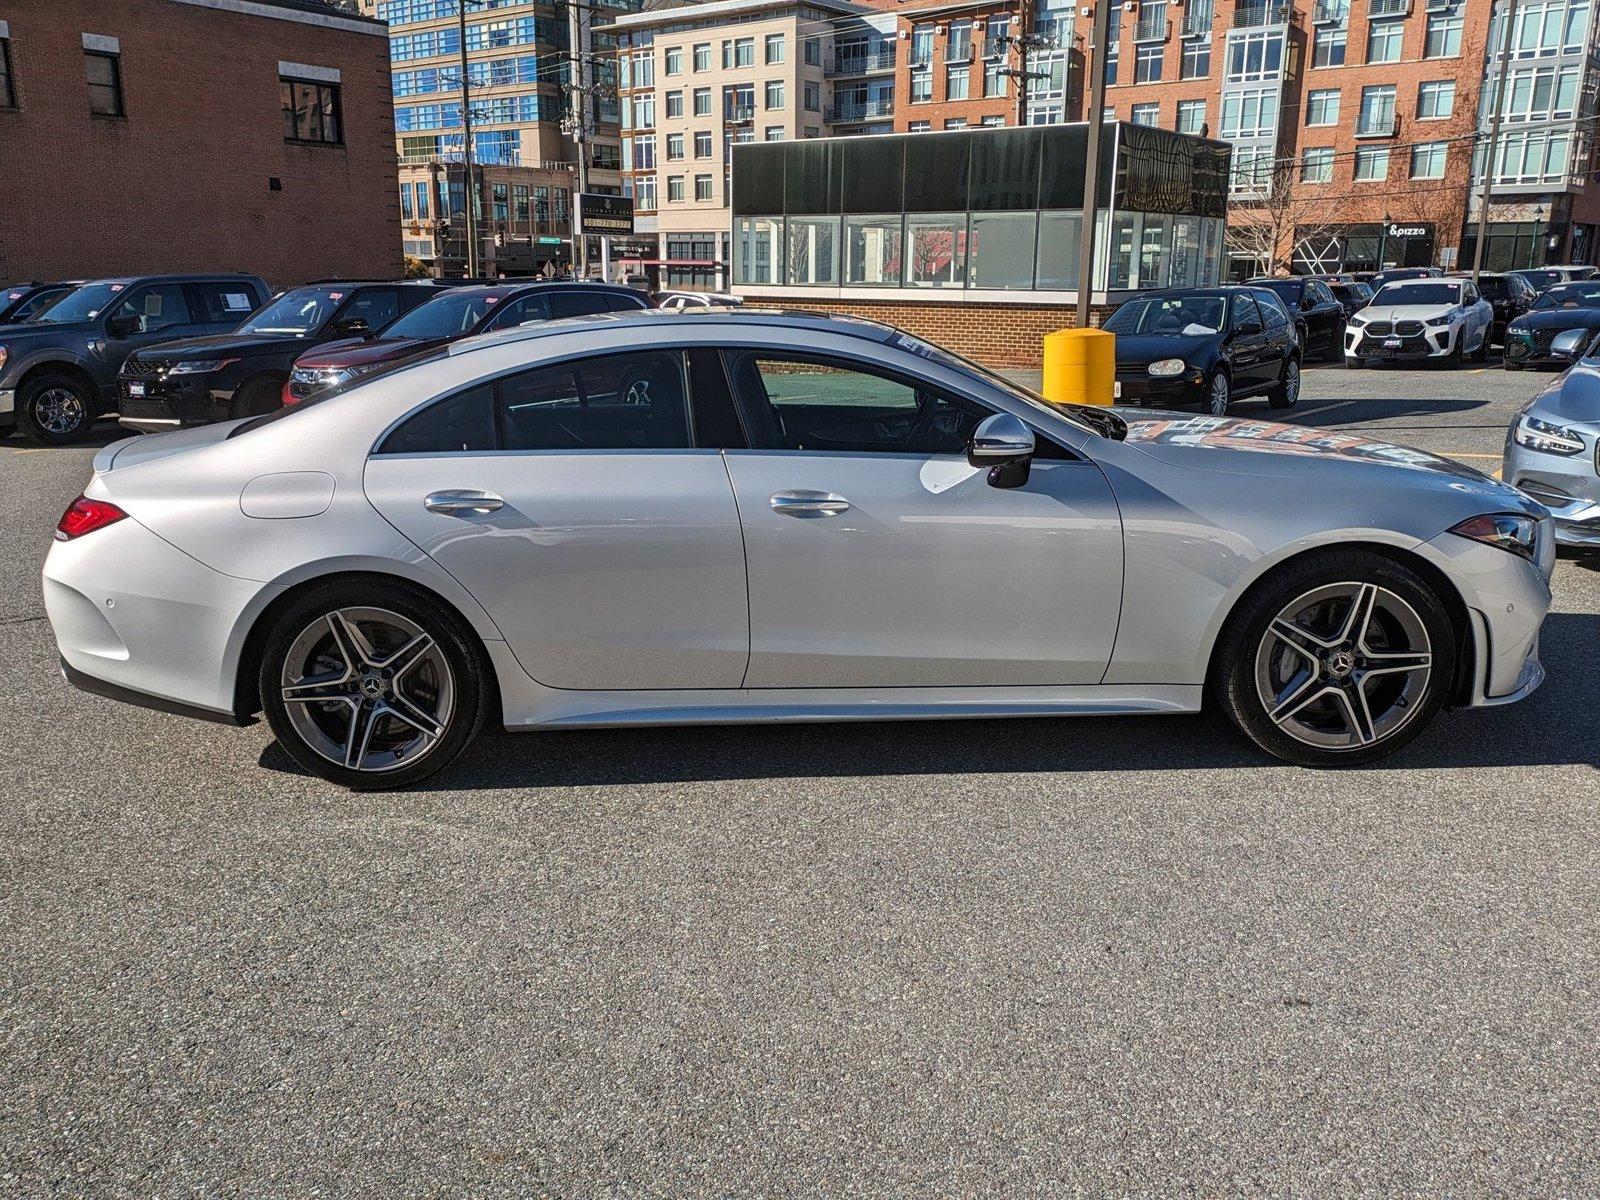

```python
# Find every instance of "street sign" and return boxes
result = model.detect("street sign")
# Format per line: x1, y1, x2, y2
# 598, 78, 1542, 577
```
577, 193, 635, 237
537, 236, 564, 245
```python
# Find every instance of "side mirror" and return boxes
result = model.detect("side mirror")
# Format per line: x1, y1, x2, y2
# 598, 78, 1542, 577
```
1550, 328, 1589, 362
967, 412, 1035, 489
1300, 296, 1316, 311
105, 313, 142, 338
331, 316, 372, 339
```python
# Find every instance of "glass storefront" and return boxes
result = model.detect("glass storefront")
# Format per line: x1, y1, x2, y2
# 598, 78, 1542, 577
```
731, 122, 1229, 295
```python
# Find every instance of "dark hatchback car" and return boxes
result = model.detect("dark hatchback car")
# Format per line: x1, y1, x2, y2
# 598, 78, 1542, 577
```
1246, 276, 1347, 361
286, 282, 650, 403
1454, 271, 1537, 345
0, 281, 81, 326
1107, 286, 1301, 417
0, 274, 269, 444
1503, 280, 1600, 369
117, 281, 446, 431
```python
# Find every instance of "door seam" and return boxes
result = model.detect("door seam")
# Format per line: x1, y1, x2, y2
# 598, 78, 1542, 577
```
720, 449, 756, 689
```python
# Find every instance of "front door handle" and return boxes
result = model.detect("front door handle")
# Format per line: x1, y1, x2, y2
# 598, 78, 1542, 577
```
770, 490, 851, 517
424, 489, 504, 515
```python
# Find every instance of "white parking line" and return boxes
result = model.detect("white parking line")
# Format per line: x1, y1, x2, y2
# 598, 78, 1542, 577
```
1293, 401, 1356, 420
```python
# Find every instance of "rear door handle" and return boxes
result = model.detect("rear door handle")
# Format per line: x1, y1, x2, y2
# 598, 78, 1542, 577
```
770, 490, 851, 517
424, 489, 504, 514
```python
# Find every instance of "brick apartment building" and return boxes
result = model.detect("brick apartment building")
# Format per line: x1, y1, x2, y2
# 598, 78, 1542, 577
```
0, 0, 403, 286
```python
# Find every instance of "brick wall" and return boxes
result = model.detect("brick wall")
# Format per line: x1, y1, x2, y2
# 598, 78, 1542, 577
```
738, 294, 1115, 366
0, 0, 402, 288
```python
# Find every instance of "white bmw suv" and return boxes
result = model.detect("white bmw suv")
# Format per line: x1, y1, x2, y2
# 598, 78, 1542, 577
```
1346, 278, 1494, 368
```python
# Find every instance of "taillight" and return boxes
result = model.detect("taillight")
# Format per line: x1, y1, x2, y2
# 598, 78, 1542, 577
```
55, 495, 128, 541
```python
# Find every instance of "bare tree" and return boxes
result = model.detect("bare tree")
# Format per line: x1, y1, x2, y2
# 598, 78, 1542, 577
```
1225, 155, 1349, 275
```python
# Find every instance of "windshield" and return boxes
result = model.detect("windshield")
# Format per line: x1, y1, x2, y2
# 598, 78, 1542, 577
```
25, 281, 125, 324
238, 287, 344, 335
1533, 283, 1600, 310
1516, 270, 1561, 291
382, 291, 498, 340
1374, 282, 1462, 307
1103, 295, 1226, 337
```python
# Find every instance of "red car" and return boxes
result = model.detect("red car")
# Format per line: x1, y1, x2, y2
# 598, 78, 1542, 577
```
283, 281, 650, 404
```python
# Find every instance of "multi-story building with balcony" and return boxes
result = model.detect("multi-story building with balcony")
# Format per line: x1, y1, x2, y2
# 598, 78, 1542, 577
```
893, 1, 1020, 132
361, 0, 635, 276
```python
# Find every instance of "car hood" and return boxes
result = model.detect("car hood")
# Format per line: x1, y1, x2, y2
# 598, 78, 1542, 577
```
1118, 411, 1540, 512
0, 318, 93, 343
1510, 308, 1600, 331
1524, 359, 1600, 425
1112, 332, 1220, 366
1358, 302, 1459, 322
295, 335, 435, 370
134, 332, 302, 361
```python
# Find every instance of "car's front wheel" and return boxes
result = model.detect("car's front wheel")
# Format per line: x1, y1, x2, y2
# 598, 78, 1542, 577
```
259, 580, 490, 789
1210, 551, 1456, 767
18, 372, 96, 445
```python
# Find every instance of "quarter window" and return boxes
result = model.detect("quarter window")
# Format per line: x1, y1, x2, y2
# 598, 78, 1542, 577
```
85, 50, 124, 117
498, 351, 692, 451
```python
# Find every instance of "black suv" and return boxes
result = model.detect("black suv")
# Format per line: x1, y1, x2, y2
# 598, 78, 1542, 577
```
117, 281, 447, 432
0, 281, 82, 326
0, 274, 269, 444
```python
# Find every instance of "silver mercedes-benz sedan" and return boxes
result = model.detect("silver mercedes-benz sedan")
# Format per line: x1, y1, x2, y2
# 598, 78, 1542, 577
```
1503, 329, 1600, 551
45, 311, 1554, 787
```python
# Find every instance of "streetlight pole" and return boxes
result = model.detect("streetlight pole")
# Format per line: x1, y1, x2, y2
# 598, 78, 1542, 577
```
567, 0, 591, 278
1472, 0, 1519, 282
1075, 0, 1113, 326
457, 0, 479, 278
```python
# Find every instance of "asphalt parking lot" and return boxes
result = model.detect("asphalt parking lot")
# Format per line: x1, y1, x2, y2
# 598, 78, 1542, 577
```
3, 362, 1597, 1195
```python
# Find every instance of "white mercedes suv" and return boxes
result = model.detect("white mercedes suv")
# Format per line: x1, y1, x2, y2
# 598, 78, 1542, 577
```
1346, 278, 1494, 368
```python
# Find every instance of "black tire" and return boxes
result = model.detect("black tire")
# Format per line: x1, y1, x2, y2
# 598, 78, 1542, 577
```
1504, 361, 1524, 371
1267, 357, 1300, 409
229, 375, 286, 420
1324, 327, 1345, 363
1209, 550, 1457, 767
258, 579, 491, 789
1445, 334, 1464, 367
1344, 356, 1364, 370
17, 371, 96, 445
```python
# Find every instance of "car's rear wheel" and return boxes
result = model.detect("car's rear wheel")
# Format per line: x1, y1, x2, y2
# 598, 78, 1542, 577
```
18, 372, 96, 445
1324, 327, 1345, 363
1205, 370, 1230, 416
259, 581, 490, 789
1267, 358, 1300, 409
1211, 551, 1456, 767
1344, 355, 1364, 370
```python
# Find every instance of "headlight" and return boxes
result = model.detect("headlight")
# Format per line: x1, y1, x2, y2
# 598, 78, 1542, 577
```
165, 358, 234, 375
1513, 413, 1586, 456
1448, 513, 1540, 561
1424, 313, 1453, 327
1147, 358, 1186, 378
1350, 313, 1368, 326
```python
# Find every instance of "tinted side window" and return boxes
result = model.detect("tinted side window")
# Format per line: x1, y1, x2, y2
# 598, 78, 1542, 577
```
1262, 297, 1289, 331
605, 291, 649, 312
1231, 294, 1263, 331
499, 350, 691, 450
345, 288, 405, 330
548, 291, 613, 319
725, 351, 989, 454
378, 384, 495, 454
188, 282, 260, 324
110, 284, 193, 333
483, 293, 549, 330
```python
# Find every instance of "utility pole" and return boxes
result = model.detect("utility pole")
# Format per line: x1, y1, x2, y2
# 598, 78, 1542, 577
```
1472, 0, 1519, 282
1075, 0, 1113, 325
567, 0, 592, 277
1004, 0, 1052, 128
457, 0, 479, 277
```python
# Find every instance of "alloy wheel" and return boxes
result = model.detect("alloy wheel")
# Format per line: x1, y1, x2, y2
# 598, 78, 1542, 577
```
1253, 581, 1432, 750
35, 387, 86, 436
279, 607, 455, 774
1281, 360, 1301, 405
1208, 373, 1230, 416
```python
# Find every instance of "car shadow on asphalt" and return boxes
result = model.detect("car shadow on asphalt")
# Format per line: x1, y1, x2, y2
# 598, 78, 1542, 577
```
258, 612, 1600, 788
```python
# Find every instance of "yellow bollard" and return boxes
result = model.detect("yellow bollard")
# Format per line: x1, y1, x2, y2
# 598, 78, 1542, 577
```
1042, 327, 1116, 407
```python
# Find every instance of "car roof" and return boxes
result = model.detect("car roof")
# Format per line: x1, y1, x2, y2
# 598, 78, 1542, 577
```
81, 273, 263, 286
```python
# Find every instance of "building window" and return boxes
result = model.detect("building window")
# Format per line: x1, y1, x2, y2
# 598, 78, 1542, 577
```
281, 77, 342, 144
694, 129, 712, 157
804, 82, 819, 111
1417, 79, 1454, 119
1366, 18, 1403, 63
911, 24, 935, 64
1313, 28, 1346, 67
415, 181, 430, 217
665, 46, 683, 75
635, 133, 655, 168
945, 117, 968, 129
1410, 141, 1447, 179
1180, 38, 1210, 79
1, 37, 14, 109
1497, 63, 1579, 123
984, 59, 1008, 96
668, 175, 685, 202
947, 63, 969, 99
693, 42, 710, 71
1357, 83, 1396, 135
634, 94, 655, 127
1220, 86, 1278, 139
1131, 102, 1160, 125
636, 176, 657, 208
735, 37, 755, 67
765, 125, 786, 140
909, 119, 931, 131
85, 51, 124, 118
910, 67, 932, 103
765, 79, 784, 109
1306, 88, 1340, 126
401, 185, 414, 218
694, 87, 710, 116
1225, 30, 1283, 82
1132, 43, 1161, 83
666, 90, 683, 118
948, 19, 973, 60
695, 174, 713, 201
766, 33, 785, 64
513, 184, 528, 220
1301, 146, 1334, 182
492, 182, 509, 221
667, 132, 684, 159
1424, 12, 1462, 58
804, 125, 820, 138
981, 115, 1005, 126
1354, 146, 1389, 180
1176, 98, 1205, 134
